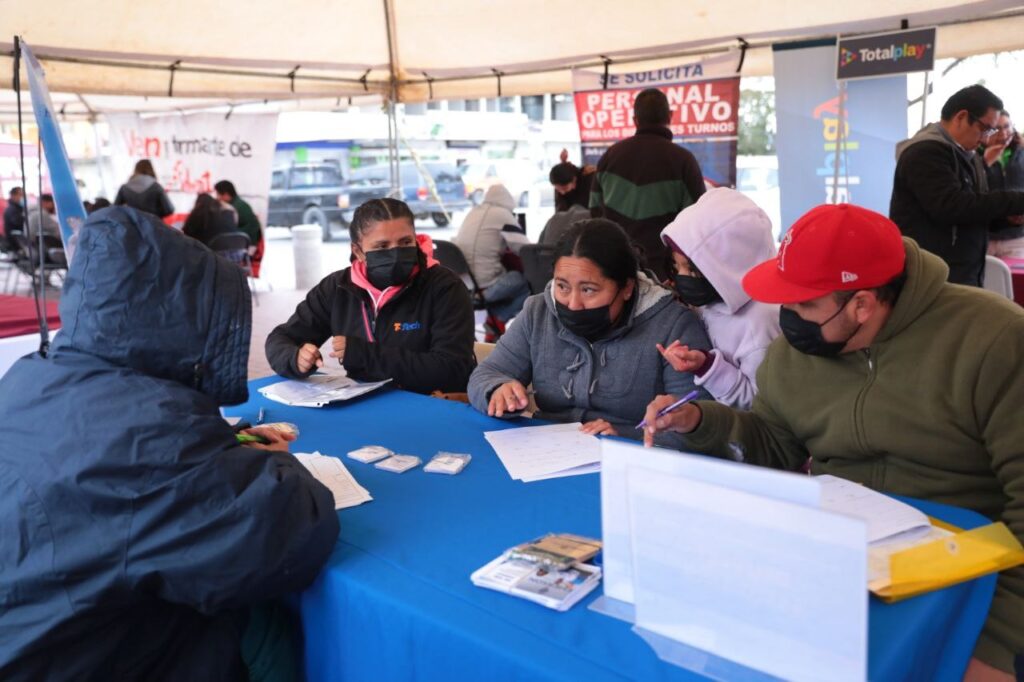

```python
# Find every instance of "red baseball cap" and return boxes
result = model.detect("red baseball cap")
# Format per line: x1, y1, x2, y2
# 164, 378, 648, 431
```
743, 204, 906, 304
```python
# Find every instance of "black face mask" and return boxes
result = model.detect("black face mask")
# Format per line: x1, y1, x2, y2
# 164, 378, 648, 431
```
779, 299, 860, 357
556, 301, 616, 342
364, 246, 419, 290
673, 274, 722, 307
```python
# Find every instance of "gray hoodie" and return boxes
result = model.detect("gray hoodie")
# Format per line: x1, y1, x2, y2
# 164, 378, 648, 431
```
468, 272, 712, 445
454, 184, 524, 289
115, 173, 175, 218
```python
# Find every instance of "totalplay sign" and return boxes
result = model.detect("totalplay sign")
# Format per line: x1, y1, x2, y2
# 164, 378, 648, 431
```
836, 27, 936, 80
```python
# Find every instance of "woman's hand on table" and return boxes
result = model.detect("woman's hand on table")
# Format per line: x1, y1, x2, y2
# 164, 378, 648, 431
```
241, 426, 295, 453
580, 419, 617, 436
328, 335, 347, 363
488, 381, 530, 417
296, 343, 324, 374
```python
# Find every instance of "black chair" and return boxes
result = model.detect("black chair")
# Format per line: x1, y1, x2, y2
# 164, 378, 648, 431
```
432, 239, 486, 310
208, 232, 259, 306
519, 243, 556, 295
7, 233, 65, 294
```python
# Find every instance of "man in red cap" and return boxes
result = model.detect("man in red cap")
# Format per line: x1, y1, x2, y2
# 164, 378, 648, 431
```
643, 203, 1024, 680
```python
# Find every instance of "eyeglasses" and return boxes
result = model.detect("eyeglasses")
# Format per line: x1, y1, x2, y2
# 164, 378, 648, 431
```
969, 115, 999, 137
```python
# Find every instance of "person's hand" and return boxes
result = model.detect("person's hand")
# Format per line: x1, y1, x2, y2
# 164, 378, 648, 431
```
984, 142, 1008, 167
328, 335, 347, 363
962, 657, 1014, 682
642, 395, 702, 447
582, 164, 597, 176
488, 381, 530, 417
580, 419, 618, 436
1007, 214, 1024, 226
657, 341, 707, 373
559, 148, 569, 163
240, 426, 295, 453
296, 343, 324, 374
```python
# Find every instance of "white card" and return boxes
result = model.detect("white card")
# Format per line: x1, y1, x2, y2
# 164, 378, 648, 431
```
375, 454, 421, 473
348, 445, 393, 463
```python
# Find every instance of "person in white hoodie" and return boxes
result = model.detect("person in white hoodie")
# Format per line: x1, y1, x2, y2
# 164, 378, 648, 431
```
454, 183, 530, 325
656, 187, 780, 409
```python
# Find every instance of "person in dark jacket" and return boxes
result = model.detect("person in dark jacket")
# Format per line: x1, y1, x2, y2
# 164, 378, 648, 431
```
983, 111, 1024, 259
266, 198, 476, 394
889, 85, 1024, 286
3, 186, 25, 235
589, 88, 706, 279
0, 206, 340, 681
115, 159, 175, 218
183, 192, 240, 247
215, 179, 262, 246
550, 156, 594, 213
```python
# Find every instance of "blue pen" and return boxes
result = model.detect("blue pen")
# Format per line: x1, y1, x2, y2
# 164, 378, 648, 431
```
635, 389, 701, 430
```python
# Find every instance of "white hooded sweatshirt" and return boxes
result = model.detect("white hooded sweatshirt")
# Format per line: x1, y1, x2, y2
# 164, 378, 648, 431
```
453, 184, 527, 289
660, 188, 781, 409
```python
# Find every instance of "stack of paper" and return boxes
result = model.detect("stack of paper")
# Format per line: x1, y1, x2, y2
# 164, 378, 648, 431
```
259, 374, 391, 408
484, 423, 601, 482
471, 553, 602, 611
817, 475, 955, 588
293, 452, 372, 509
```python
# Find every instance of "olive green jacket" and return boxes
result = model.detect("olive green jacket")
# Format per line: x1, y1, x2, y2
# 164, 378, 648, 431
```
683, 238, 1024, 672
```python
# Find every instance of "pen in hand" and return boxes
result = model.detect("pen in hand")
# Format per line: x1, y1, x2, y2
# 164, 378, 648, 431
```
635, 389, 701, 430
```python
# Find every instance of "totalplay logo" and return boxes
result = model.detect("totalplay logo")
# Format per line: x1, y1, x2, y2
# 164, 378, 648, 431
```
856, 42, 931, 63
840, 48, 857, 67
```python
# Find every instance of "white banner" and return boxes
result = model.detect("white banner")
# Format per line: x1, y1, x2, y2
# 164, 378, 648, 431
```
107, 112, 278, 225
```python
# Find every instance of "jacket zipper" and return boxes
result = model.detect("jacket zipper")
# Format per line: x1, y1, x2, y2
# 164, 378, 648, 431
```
852, 348, 876, 461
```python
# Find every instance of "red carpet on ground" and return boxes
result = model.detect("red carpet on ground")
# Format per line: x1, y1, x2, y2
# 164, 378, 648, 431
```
0, 295, 61, 338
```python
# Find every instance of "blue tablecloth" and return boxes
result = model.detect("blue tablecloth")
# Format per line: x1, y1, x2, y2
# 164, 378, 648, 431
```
229, 378, 997, 682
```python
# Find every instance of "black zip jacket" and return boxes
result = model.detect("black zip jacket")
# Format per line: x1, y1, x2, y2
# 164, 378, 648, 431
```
265, 263, 476, 393
890, 124, 1024, 286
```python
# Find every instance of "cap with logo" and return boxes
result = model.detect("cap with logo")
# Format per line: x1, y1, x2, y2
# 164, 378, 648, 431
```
742, 203, 906, 304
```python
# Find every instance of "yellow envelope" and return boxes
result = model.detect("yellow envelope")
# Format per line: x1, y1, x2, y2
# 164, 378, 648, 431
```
871, 522, 1024, 602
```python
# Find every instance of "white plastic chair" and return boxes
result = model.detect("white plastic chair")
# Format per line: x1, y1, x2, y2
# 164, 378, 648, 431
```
983, 255, 1014, 300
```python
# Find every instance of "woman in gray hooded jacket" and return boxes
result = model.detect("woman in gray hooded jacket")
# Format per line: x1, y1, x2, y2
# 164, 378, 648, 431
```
115, 159, 175, 218
468, 219, 711, 447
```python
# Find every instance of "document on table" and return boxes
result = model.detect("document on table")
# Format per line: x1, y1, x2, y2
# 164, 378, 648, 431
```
817, 474, 931, 544
483, 423, 601, 482
259, 374, 391, 408
293, 452, 372, 509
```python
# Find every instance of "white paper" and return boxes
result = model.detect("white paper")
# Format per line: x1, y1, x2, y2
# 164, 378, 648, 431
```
817, 474, 931, 544
600, 440, 821, 607
628, 467, 867, 682
484, 423, 600, 481
293, 452, 372, 510
259, 374, 391, 407
519, 462, 601, 482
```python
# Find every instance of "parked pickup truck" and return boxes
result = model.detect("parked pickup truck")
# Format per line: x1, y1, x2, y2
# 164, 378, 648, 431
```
268, 161, 470, 241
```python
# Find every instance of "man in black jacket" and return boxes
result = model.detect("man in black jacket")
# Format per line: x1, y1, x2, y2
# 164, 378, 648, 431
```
890, 85, 1024, 286
589, 88, 706, 279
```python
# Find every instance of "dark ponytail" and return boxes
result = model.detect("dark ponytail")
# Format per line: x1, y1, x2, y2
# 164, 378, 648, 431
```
349, 198, 415, 244
553, 219, 639, 287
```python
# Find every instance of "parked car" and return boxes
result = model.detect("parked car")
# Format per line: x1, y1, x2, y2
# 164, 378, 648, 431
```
267, 163, 351, 241
735, 155, 782, 241
460, 159, 547, 208
347, 162, 471, 227
268, 161, 470, 240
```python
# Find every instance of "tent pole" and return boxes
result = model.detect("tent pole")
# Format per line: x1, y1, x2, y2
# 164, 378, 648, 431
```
920, 71, 930, 130
832, 81, 846, 205
381, 0, 400, 197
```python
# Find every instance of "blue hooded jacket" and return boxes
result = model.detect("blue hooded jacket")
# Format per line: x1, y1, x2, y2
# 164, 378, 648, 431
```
0, 207, 340, 680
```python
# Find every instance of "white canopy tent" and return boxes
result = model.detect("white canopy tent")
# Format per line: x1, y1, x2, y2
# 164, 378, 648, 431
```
3, 0, 1024, 108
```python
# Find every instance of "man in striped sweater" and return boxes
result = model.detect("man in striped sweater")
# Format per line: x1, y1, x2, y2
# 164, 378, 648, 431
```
590, 88, 706, 279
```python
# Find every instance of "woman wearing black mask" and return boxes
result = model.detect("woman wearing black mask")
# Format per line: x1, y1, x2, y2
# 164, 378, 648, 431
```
467, 219, 711, 444
265, 198, 476, 393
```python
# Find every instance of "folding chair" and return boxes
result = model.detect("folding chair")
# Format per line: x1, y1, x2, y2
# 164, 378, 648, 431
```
209, 232, 259, 306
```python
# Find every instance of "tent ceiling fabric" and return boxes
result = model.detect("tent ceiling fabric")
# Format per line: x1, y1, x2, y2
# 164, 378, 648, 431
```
2, 0, 1023, 105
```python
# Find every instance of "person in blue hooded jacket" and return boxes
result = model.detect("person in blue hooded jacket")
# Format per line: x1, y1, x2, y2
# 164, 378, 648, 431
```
0, 206, 340, 681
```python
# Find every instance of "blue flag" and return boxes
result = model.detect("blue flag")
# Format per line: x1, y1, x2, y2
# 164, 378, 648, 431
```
21, 40, 86, 259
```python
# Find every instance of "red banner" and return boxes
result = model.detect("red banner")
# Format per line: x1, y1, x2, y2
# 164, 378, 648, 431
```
574, 79, 740, 144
